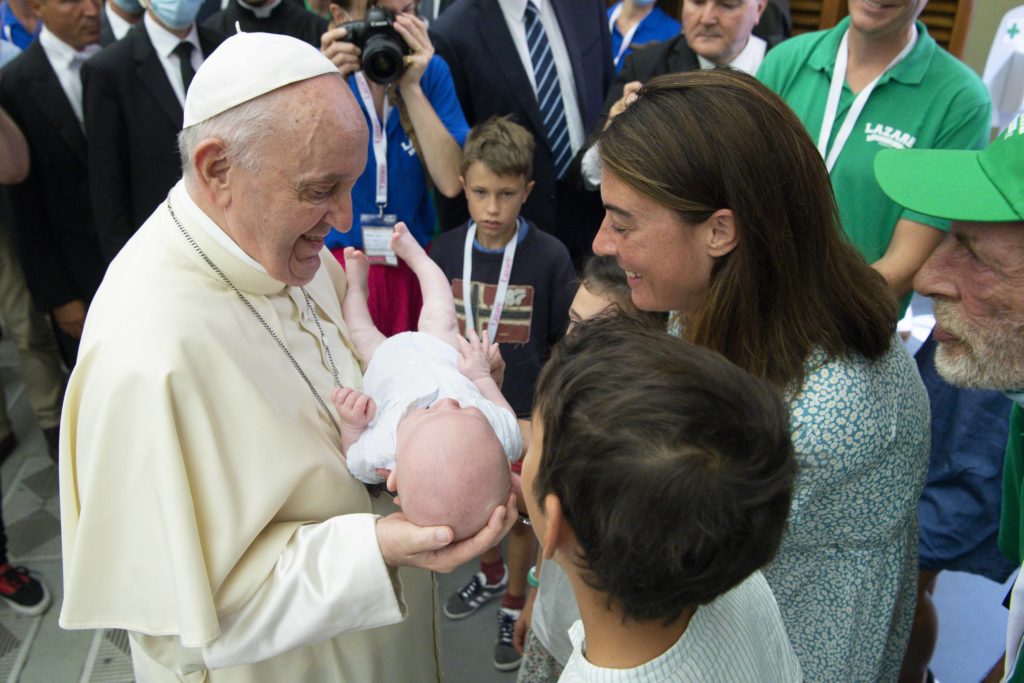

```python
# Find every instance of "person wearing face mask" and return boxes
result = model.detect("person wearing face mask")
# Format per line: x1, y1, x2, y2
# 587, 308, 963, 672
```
101, 0, 144, 43
81, 0, 223, 261
606, 0, 679, 75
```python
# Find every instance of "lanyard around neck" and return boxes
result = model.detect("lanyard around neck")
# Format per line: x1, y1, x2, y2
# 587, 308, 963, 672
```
462, 221, 518, 342
608, 4, 643, 68
817, 26, 918, 174
354, 72, 391, 212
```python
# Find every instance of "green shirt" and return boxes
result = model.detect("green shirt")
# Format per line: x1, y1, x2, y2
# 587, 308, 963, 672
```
757, 18, 991, 266
1001, 404, 1024, 682
1000, 405, 1024, 565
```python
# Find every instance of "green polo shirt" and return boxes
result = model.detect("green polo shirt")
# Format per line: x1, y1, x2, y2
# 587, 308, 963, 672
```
757, 17, 991, 267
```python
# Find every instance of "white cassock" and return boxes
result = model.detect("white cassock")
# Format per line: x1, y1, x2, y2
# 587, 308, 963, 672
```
983, 4, 1024, 131
58, 181, 442, 682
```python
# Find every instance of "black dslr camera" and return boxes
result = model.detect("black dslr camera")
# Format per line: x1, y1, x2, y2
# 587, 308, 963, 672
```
339, 7, 410, 86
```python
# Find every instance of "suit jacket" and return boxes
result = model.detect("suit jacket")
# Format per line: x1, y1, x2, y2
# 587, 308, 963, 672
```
431, 0, 612, 246
0, 41, 105, 311
82, 21, 222, 261
99, 10, 116, 46
603, 29, 785, 123
602, 34, 700, 120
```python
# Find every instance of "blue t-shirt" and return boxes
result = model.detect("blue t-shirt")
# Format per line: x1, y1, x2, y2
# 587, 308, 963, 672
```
607, 2, 680, 74
325, 55, 469, 250
0, 1, 39, 50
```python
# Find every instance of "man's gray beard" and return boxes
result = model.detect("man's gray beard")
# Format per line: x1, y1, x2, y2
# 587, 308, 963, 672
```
932, 300, 1024, 391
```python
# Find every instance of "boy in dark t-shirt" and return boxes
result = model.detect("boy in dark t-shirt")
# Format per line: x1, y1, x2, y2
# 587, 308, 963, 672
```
430, 115, 576, 672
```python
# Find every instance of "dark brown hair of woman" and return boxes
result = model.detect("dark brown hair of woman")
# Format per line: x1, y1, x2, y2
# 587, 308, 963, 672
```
597, 69, 897, 390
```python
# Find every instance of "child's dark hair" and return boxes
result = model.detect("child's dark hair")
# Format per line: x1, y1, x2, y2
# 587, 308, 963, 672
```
532, 316, 795, 624
460, 115, 534, 180
579, 256, 667, 330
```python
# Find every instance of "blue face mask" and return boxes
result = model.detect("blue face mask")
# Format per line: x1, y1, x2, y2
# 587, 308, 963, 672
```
148, 0, 204, 30
112, 0, 144, 14
632, 0, 657, 6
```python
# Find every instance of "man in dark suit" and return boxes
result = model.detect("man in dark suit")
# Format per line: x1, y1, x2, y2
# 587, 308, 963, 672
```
0, 0, 107, 364
431, 0, 613, 264
82, 0, 221, 261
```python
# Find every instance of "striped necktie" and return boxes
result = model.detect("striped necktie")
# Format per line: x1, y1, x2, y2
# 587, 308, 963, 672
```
524, 1, 571, 180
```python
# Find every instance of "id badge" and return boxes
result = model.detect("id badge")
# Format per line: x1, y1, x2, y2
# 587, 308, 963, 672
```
361, 213, 399, 267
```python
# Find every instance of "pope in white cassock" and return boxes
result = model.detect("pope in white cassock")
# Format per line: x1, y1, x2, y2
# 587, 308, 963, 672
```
56, 32, 517, 682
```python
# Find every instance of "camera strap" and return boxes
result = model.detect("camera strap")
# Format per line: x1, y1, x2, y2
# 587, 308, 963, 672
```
355, 72, 392, 214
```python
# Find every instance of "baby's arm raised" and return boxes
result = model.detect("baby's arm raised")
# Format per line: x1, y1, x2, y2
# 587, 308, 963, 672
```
332, 387, 377, 455
457, 330, 516, 417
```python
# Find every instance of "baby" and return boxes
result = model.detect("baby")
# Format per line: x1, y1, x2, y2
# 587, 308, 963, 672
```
333, 223, 520, 541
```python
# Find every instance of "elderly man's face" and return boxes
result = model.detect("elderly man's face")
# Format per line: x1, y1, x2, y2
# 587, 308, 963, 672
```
914, 221, 1024, 390
225, 75, 367, 286
682, 0, 765, 66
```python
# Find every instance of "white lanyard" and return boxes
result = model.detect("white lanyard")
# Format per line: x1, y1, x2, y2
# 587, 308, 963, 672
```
608, 4, 643, 69
354, 72, 391, 212
462, 221, 518, 342
817, 27, 918, 174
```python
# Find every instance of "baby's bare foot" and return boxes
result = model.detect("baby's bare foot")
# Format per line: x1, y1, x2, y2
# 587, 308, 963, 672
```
389, 222, 428, 266
344, 247, 370, 295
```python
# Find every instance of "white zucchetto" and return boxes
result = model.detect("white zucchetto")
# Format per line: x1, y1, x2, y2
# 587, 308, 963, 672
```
183, 31, 340, 128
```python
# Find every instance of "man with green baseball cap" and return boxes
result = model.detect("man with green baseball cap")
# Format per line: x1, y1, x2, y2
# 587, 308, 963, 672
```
877, 114, 1024, 683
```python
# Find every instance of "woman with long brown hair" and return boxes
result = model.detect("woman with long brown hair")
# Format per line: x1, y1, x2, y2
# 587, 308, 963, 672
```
593, 68, 929, 682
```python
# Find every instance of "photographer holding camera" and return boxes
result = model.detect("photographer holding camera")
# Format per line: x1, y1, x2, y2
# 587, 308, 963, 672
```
320, 0, 468, 335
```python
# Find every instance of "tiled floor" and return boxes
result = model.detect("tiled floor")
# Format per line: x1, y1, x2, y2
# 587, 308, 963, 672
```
0, 336, 1013, 682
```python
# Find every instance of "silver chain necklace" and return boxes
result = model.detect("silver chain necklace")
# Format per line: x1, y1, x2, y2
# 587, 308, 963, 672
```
167, 199, 343, 437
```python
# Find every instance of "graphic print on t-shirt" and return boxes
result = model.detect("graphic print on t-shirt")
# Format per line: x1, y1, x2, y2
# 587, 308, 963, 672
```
451, 278, 533, 345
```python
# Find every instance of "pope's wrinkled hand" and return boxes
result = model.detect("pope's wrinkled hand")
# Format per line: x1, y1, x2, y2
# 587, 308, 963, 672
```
375, 493, 517, 573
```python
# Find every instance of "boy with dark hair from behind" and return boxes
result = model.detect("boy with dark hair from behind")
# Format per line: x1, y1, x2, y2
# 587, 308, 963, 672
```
431, 115, 577, 671
521, 316, 803, 681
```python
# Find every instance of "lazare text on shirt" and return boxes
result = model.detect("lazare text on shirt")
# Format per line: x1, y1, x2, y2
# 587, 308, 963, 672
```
864, 122, 917, 150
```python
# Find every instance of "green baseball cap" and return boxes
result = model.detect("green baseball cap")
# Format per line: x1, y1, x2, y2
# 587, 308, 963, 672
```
874, 114, 1024, 222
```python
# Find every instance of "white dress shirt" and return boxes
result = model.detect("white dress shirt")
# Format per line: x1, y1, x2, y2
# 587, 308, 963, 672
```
143, 11, 203, 107
696, 34, 766, 74
581, 34, 768, 188
497, 0, 584, 156
104, 2, 134, 40
37, 27, 100, 127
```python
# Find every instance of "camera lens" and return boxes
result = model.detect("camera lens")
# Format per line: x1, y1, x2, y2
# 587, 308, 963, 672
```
363, 35, 405, 85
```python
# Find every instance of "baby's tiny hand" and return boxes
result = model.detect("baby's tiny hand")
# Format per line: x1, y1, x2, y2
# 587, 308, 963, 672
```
332, 387, 377, 429
457, 329, 493, 382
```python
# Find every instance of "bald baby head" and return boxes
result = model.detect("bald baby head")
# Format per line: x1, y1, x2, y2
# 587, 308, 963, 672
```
395, 410, 512, 542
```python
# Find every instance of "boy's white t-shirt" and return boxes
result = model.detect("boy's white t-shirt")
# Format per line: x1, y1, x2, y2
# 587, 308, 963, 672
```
345, 332, 522, 483
557, 571, 801, 682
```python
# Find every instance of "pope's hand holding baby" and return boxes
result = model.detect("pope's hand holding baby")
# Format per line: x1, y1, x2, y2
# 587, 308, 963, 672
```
375, 493, 518, 573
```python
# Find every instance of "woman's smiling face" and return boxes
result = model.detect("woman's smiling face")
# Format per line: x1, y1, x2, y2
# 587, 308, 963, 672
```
592, 169, 716, 315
